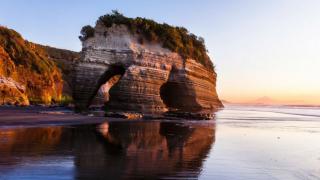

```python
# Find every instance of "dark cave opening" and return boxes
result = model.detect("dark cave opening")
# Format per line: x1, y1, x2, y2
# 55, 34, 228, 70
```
89, 65, 126, 108
160, 79, 202, 112
160, 81, 185, 111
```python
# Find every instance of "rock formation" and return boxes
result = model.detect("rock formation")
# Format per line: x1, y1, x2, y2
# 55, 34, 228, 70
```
0, 13, 223, 116
0, 26, 63, 105
73, 14, 223, 115
0, 76, 29, 105
34, 44, 80, 97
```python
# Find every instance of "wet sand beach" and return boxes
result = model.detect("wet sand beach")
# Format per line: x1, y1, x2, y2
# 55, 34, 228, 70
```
0, 106, 106, 128
0, 105, 320, 179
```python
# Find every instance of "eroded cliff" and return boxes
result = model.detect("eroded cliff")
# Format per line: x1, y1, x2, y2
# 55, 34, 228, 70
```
0, 26, 79, 105
73, 12, 223, 116
0, 27, 63, 105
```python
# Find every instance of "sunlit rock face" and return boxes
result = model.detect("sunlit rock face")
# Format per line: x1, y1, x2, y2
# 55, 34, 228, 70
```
73, 24, 222, 114
0, 27, 64, 105
0, 76, 29, 105
34, 44, 80, 98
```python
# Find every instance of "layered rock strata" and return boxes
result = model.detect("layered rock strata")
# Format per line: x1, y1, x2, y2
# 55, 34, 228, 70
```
73, 25, 222, 114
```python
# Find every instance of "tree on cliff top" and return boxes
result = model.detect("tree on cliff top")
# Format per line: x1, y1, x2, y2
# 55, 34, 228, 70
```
80, 10, 215, 71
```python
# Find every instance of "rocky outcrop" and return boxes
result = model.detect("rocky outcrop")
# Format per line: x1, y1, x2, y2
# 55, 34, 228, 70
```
0, 76, 29, 105
0, 26, 64, 104
33, 44, 80, 97
73, 24, 222, 115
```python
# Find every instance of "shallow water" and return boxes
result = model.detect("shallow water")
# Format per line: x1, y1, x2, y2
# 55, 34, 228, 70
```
0, 105, 320, 179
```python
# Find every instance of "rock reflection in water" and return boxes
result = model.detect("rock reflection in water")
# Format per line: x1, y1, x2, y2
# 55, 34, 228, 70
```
0, 127, 63, 165
83, 121, 216, 179
0, 121, 216, 179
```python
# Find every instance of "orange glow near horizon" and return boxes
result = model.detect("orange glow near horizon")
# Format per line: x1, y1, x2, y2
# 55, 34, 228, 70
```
219, 90, 320, 105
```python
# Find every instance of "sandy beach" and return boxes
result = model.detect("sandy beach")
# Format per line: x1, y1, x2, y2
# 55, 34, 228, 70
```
0, 106, 106, 128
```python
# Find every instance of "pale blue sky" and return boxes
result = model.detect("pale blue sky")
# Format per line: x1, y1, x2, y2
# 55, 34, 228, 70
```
1, 0, 320, 104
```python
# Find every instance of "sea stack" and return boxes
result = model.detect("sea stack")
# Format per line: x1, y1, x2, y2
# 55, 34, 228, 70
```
73, 11, 223, 116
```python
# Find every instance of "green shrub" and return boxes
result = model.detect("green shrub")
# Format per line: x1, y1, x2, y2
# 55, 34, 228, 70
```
59, 95, 73, 106
79, 25, 95, 41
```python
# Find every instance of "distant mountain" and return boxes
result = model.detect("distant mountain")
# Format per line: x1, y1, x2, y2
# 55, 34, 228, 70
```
221, 99, 232, 104
241, 96, 306, 106
228, 96, 280, 105
249, 96, 277, 105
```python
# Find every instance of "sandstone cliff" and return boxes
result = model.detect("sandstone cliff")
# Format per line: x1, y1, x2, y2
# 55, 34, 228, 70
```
0, 76, 29, 105
0, 27, 63, 105
0, 13, 222, 115
34, 44, 80, 97
73, 12, 223, 116
0, 26, 79, 105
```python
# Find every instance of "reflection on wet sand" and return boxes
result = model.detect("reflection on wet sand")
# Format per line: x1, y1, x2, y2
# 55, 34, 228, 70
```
0, 121, 216, 179
0, 128, 63, 165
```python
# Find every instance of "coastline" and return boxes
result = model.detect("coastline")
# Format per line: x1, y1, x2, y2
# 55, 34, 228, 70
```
0, 106, 107, 128
0, 105, 319, 179
0, 105, 223, 129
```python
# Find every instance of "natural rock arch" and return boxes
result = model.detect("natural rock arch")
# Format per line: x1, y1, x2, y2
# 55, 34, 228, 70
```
73, 63, 126, 112
90, 74, 122, 108
73, 25, 222, 114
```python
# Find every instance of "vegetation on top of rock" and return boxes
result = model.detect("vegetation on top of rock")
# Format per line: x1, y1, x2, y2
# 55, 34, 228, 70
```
0, 26, 63, 104
79, 25, 95, 42
80, 10, 214, 71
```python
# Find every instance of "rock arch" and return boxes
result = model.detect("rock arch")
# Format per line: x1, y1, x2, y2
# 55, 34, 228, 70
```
73, 63, 126, 112
73, 52, 222, 114
73, 25, 222, 114
90, 74, 122, 108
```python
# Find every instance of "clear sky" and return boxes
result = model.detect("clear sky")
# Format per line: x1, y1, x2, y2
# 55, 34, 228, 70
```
1, 0, 320, 105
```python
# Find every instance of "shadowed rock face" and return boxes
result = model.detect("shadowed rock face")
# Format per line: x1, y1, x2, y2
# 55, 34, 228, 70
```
73, 25, 222, 113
